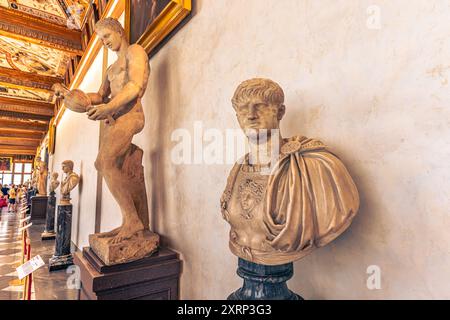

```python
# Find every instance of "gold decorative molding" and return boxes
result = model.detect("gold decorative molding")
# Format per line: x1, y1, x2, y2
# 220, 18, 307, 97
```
0, 144, 37, 155
0, 137, 40, 147
0, 119, 48, 132
0, 129, 44, 140
48, 117, 56, 155
0, 110, 51, 121
0, 6, 82, 54
0, 97, 54, 117
0, 67, 61, 91
125, 0, 192, 54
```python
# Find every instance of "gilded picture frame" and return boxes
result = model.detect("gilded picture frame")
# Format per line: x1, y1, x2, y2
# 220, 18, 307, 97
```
125, 0, 192, 54
48, 118, 56, 155
0, 157, 13, 173
35, 145, 42, 167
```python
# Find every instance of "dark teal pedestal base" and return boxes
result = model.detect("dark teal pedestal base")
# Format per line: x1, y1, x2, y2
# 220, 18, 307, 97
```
49, 204, 73, 272
228, 258, 302, 300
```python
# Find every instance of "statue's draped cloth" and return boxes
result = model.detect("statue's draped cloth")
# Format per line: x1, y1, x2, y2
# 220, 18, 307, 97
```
221, 136, 360, 265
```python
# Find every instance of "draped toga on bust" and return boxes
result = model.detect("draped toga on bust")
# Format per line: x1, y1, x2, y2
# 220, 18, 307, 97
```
221, 136, 360, 265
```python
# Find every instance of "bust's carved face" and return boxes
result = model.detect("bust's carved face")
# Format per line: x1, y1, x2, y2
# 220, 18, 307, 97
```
237, 179, 264, 218
62, 164, 70, 174
234, 97, 285, 140
240, 190, 255, 212
97, 27, 122, 52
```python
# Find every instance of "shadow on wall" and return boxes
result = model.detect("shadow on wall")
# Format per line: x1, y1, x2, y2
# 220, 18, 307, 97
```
289, 104, 376, 299
150, 0, 198, 58
285, 101, 372, 299
75, 160, 83, 248
149, 56, 171, 245
147, 0, 199, 242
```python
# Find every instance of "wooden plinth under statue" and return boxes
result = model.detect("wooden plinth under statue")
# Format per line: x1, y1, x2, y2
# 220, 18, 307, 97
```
27, 188, 36, 208
30, 195, 48, 222
74, 247, 181, 300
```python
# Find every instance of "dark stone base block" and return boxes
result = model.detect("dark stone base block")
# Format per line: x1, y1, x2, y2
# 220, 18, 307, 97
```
54, 205, 72, 256
27, 189, 36, 207
74, 247, 181, 300
42, 193, 56, 240
89, 230, 159, 266
49, 254, 74, 271
30, 196, 48, 223
41, 231, 56, 240
228, 258, 303, 300
49, 205, 73, 272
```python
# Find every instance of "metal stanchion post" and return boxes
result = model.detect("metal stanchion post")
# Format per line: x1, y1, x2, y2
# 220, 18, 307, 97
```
22, 237, 32, 300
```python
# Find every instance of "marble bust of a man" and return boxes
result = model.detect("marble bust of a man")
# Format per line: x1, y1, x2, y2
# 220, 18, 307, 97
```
221, 78, 360, 266
49, 172, 60, 194
60, 160, 79, 206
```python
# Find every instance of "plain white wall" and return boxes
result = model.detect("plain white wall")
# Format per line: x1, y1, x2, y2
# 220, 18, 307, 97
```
50, 51, 103, 249
140, 0, 450, 299
53, 0, 450, 299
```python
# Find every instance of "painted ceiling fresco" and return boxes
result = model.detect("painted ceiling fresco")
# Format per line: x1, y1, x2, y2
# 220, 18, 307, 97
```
0, 52, 10, 69
0, 0, 91, 156
0, 35, 70, 77
64, 0, 90, 30
0, 0, 89, 29
0, 84, 53, 102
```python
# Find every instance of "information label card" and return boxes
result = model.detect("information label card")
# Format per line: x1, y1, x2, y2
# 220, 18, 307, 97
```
16, 255, 45, 280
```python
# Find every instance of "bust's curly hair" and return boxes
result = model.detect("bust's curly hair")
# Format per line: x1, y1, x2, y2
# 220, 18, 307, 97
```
238, 179, 264, 202
232, 78, 285, 109
62, 160, 74, 171
94, 17, 126, 38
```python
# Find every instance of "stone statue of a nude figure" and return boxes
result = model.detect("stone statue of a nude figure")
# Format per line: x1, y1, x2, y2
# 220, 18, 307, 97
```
54, 18, 159, 265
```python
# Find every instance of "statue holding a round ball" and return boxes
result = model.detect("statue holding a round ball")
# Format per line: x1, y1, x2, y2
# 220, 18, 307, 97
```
53, 18, 158, 266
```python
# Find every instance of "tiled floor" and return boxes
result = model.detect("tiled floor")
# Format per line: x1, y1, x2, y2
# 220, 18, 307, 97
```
0, 207, 25, 300
0, 205, 79, 300
28, 222, 79, 300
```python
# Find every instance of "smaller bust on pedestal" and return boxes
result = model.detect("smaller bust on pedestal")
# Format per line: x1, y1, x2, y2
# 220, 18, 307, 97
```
49, 172, 60, 195
42, 172, 60, 240
60, 160, 80, 206
49, 161, 80, 271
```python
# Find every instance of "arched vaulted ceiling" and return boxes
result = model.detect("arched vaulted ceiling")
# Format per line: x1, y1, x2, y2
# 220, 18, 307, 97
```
0, 0, 89, 156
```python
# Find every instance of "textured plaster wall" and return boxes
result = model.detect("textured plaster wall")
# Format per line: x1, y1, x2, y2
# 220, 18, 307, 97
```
53, 0, 450, 299
50, 51, 103, 249
140, 0, 450, 299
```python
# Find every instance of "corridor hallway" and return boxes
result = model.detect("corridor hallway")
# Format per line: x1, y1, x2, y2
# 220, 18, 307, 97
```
0, 204, 78, 300
0, 207, 23, 299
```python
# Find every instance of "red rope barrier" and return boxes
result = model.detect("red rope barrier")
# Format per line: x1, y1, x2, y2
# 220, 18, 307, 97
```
26, 239, 32, 300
